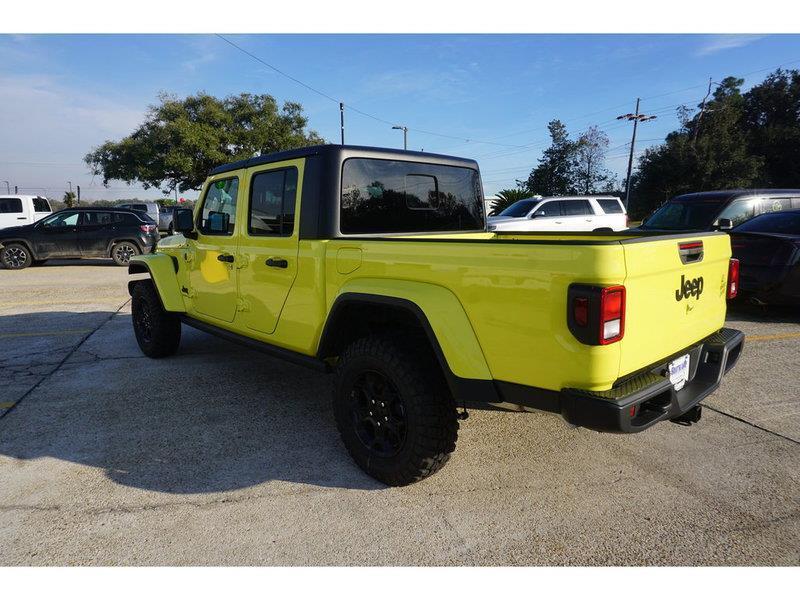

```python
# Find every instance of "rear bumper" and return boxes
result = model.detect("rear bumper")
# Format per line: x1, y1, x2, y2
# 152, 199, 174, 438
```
559, 328, 744, 433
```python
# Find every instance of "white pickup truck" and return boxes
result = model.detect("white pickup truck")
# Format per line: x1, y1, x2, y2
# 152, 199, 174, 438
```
0, 195, 53, 230
489, 195, 628, 232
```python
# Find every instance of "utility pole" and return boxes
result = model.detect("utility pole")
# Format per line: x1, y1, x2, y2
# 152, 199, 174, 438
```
76, 185, 81, 205
617, 99, 657, 209
340, 102, 345, 145
392, 125, 408, 150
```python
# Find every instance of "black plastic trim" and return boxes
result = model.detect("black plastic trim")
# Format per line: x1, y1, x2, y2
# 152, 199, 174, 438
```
318, 292, 500, 407
180, 315, 328, 372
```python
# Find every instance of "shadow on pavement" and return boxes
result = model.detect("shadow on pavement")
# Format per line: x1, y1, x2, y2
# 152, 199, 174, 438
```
0, 310, 383, 493
727, 301, 800, 324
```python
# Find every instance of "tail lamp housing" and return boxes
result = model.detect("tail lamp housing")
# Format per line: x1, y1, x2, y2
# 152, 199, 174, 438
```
727, 258, 739, 299
567, 284, 626, 345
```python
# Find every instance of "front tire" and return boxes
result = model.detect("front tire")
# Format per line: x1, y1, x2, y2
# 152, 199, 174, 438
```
334, 335, 459, 486
1, 243, 33, 269
131, 280, 181, 358
111, 241, 139, 266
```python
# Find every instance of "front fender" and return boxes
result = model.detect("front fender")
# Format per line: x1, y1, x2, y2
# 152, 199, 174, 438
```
331, 278, 492, 381
128, 253, 185, 312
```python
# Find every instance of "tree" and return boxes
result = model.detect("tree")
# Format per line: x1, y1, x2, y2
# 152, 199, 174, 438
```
489, 188, 531, 215
575, 126, 613, 194
63, 191, 77, 208
743, 69, 800, 187
85, 92, 324, 194
630, 77, 764, 218
525, 120, 578, 196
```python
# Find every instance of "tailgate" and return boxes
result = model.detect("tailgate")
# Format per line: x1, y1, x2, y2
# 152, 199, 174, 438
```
619, 232, 731, 377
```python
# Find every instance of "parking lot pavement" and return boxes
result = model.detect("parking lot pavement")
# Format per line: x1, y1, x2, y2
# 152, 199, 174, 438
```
0, 262, 798, 566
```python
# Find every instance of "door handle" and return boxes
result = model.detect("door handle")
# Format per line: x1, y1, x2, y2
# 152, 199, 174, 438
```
265, 257, 288, 268
217, 254, 235, 263
17, 217, 26, 220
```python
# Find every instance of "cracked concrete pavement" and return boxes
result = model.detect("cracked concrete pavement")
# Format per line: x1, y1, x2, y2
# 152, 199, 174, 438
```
0, 259, 798, 565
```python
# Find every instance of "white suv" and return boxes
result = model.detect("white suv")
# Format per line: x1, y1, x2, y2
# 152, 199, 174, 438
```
488, 196, 627, 232
0, 195, 53, 230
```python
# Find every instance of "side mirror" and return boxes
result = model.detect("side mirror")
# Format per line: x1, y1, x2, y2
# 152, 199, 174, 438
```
173, 207, 196, 237
206, 211, 229, 234
716, 218, 733, 231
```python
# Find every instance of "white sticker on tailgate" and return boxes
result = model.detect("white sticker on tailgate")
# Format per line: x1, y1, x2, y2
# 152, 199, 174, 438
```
668, 354, 690, 391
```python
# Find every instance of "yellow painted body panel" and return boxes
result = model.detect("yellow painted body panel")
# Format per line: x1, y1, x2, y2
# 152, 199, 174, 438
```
145, 156, 732, 395
129, 253, 186, 312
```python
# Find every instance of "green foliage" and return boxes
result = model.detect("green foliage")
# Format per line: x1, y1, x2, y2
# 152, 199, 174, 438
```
63, 191, 77, 208
630, 70, 800, 218
525, 120, 579, 196
85, 92, 324, 193
489, 188, 531, 215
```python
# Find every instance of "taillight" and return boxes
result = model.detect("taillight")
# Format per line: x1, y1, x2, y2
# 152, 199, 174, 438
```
599, 285, 625, 345
568, 284, 626, 345
727, 258, 739, 299
139, 224, 156, 234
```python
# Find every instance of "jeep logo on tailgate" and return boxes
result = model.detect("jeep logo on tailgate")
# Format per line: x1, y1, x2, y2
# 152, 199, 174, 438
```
675, 275, 704, 301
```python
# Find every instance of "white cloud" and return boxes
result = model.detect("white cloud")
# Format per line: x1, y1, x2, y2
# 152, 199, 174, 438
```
695, 34, 765, 57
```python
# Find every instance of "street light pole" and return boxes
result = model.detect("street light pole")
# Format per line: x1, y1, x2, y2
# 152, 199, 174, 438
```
67, 181, 73, 194
392, 125, 408, 150
2, 180, 9, 194
340, 102, 345, 145
617, 99, 657, 209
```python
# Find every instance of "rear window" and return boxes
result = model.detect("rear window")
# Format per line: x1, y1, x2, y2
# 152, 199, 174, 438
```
340, 158, 484, 234
0, 198, 23, 213
597, 199, 623, 214
735, 212, 800, 234
32, 197, 51, 212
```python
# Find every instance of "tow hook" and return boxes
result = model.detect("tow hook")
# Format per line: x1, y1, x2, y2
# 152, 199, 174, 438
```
670, 405, 702, 426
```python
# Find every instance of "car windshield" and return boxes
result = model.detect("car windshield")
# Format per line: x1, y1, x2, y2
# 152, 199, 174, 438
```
497, 199, 540, 218
734, 212, 800, 235
640, 200, 724, 230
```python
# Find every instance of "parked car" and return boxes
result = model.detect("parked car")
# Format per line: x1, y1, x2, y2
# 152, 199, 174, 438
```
488, 195, 627, 232
729, 209, 800, 306
0, 195, 52, 230
638, 189, 800, 232
0, 207, 159, 269
127, 144, 742, 486
118, 201, 174, 233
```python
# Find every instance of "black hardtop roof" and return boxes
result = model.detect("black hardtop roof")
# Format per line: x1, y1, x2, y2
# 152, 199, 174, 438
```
208, 144, 479, 176
672, 189, 800, 203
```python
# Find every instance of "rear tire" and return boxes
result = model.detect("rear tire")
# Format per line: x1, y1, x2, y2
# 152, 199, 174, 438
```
333, 335, 459, 486
111, 241, 139, 266
1, 243, 33, 269
131, 280, 181, 358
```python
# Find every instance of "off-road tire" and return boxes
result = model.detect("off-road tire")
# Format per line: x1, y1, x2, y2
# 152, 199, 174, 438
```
1, 243, 33, 270
111, 241, 139, 266
131, 280, 181, 358
334, 335, 459, 486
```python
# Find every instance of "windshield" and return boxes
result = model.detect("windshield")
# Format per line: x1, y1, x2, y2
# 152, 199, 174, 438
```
735, 212, 800, 235
641, 200, 724, 230
497, 199, 539, 218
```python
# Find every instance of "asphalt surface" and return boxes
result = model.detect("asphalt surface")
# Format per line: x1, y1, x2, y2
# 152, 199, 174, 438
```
0, 258, 798, 565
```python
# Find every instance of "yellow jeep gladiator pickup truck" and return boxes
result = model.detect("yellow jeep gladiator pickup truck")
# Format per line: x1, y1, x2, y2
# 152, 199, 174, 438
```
128, 144, 744, 486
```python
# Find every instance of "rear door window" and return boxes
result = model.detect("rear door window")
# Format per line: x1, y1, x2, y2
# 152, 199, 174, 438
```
758, 197, 794, 214
32, 197, 51, 212
340, 158, 483, 234
562, 200, 593, 216
82, 212, 114, 226
0, 198, 23, 213
248, 168, 298, 236
597, 199, 624, 214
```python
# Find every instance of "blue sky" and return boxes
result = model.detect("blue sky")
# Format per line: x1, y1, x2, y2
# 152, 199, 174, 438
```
1, 34, 799, 201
